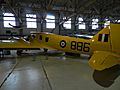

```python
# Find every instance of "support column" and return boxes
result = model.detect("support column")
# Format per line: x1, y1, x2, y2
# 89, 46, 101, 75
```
98, 17, 104, 30
0, 11, 3, 35
85, 18, 92, 33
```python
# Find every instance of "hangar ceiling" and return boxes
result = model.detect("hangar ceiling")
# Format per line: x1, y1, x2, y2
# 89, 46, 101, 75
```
1, 0, 120, 20
1, 0, 120, 17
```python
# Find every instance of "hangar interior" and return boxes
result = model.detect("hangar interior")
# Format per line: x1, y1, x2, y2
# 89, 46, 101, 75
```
0, 0, 120, 36
0, 0, 120, 90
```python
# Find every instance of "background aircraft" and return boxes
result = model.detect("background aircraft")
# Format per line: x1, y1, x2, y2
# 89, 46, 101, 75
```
0, 24, 120, 71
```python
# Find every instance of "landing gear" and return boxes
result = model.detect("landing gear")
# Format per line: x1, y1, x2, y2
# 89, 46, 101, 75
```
17, 50, 23, 56
43, 48, 48, 60
43, 48, 48, 53
0, 49, 4, 58
65, 52, 81, 56
65, 52, 73, 56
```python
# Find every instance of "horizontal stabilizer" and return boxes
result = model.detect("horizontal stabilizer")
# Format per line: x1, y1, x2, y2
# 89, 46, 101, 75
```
88, 51, 120, 71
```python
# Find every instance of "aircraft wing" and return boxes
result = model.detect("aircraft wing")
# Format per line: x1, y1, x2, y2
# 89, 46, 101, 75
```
40, 44, 57, 50
88, 51, 120, 71
0, 37, 56, 50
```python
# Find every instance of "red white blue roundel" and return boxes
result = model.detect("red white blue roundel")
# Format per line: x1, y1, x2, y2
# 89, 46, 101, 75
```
60, 40, 66, 48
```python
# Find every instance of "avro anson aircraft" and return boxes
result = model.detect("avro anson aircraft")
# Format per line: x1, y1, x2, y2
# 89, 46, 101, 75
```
0, 23, 120, 71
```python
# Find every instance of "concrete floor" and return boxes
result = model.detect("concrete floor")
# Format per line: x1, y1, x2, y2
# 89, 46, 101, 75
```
0, 51, 120, 90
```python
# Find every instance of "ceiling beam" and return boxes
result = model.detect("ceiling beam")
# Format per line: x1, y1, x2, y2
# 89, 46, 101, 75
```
78, 0, 96, 11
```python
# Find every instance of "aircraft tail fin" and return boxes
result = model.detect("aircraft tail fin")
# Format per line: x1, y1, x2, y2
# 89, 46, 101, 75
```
89, 24, 120, 70
91, 24, 120, 52
91, 26, 110, 42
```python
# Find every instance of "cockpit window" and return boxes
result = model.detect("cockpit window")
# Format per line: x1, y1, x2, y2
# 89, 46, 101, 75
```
31, 34, 36, 39
39, 35, 42, 40
45, 37, 49, 42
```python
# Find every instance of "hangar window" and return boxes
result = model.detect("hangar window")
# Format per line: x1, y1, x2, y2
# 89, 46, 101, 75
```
104, 19, 110, 28
78, 18, 86, 29
118, 20, 120, 23
26, 14, 37, 28
3, 13, 16, 28
115, 20, 120, 23
46, 14, 55, 29
92, 19, 98, 29
63, 17, 71, 29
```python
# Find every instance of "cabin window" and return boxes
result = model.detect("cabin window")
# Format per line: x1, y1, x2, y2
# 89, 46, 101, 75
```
25, 36, 30, 41
45, 37, 49, 42
39, 35, 42, 40
31, 34, 36, 39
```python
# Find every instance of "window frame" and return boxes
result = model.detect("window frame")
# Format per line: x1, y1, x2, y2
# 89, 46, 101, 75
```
46, 14, 55, 29
63, 17, 71, 29
26, 14, 37, 28
78, 17, 86, 29
3, 13, 16, 28
92, 19, 99, 29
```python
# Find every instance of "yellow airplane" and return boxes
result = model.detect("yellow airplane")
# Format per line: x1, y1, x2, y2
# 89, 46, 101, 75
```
0, 23, 120, 71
